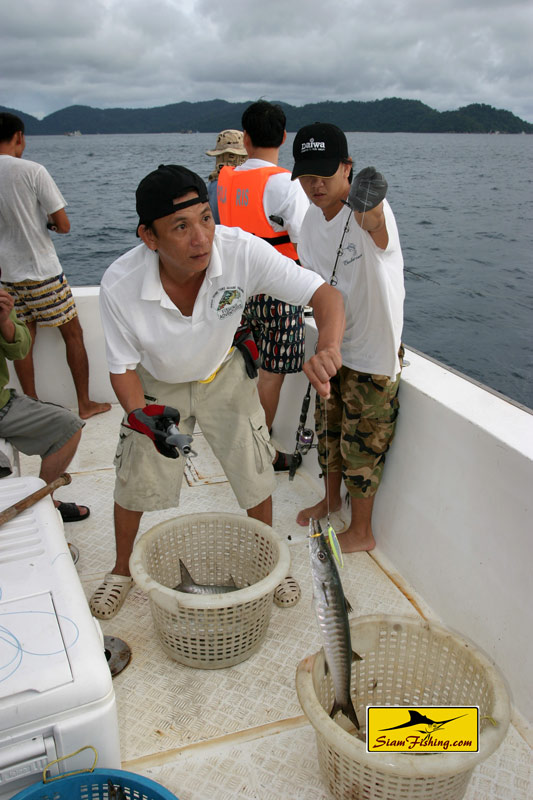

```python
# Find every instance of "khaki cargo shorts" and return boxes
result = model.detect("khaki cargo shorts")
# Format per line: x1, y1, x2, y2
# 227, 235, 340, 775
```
315, 358, 402, 498
114, 352, 276, 512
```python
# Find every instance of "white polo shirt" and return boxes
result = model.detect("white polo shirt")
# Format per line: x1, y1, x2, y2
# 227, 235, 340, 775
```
100, 225, 324, 383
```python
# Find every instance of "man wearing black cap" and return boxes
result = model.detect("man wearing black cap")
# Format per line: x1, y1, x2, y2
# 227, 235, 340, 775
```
89, 164, 345, 619
291, 123, 405, 554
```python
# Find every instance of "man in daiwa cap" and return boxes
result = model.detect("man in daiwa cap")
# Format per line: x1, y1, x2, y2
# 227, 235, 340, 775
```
292, 122, 405, 554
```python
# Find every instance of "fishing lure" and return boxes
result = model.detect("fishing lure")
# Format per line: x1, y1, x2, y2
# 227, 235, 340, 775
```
326, 523, 344, 568
309, 519, 344, 568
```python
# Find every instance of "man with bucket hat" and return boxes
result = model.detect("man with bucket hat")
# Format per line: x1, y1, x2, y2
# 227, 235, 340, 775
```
291, 123, 405, 554
205, 129, 248, 223
89, 163, 345, 619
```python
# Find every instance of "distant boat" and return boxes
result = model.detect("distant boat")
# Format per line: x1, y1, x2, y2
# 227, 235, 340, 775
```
64, 130, 82, 136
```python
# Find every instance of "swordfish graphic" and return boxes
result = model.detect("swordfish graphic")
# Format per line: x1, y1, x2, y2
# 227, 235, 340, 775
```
380, 710, 467, 731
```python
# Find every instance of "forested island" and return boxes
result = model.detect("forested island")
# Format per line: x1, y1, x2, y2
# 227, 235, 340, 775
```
2, 97, 531, 135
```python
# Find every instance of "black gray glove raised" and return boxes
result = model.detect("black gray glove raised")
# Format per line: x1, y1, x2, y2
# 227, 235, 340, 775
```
347, 167, 388, 213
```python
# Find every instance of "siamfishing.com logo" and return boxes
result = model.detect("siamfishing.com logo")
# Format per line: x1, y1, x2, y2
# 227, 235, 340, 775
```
366, 706, 479, 753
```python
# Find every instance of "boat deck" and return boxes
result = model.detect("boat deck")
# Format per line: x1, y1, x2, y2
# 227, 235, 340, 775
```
20, 406, 532, 800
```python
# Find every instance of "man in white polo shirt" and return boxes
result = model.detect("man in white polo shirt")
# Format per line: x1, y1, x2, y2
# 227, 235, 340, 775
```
90, 164, 345, 620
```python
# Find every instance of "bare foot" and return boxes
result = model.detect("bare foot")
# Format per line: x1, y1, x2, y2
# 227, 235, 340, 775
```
338, 528, 376, 553
296, 497, 342, 526
79, 401, 112, 420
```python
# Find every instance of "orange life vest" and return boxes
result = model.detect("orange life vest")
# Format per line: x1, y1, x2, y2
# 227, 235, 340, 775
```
217, 165, 299, 261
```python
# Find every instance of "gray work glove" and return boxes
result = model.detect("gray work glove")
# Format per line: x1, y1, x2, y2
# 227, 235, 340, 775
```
347, 167, 388, 213
125, 404, 182, 458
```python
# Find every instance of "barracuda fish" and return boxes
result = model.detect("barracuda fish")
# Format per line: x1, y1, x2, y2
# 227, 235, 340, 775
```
173, 559, 239, 594
308, 520, 362, 730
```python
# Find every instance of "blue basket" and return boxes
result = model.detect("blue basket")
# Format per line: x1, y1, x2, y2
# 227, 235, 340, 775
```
11, 768, 178, 800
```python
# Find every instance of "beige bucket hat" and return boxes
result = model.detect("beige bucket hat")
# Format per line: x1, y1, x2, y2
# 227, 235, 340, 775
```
206, 129, 247, 156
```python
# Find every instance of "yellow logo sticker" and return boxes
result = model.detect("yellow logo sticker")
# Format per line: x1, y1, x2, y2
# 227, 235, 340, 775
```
367, 706, 479, 753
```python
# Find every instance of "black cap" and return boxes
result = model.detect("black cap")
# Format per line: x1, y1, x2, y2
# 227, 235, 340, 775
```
291, 123, 349, 180
136, 164, 208, 229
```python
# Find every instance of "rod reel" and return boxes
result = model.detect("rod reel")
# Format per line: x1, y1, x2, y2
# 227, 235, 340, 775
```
289, 381, 313, 481
165, 421, 197, 458
296, 427, 315, 455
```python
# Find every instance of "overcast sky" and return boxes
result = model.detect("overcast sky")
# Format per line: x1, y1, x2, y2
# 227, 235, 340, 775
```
1, 0, 532, 122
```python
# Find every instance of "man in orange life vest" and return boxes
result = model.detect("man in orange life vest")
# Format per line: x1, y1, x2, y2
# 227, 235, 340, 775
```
217, 100, 309, 471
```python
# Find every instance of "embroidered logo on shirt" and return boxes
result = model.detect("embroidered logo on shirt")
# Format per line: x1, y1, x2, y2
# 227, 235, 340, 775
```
342, 242, 361, 266
211, 286, 244, 319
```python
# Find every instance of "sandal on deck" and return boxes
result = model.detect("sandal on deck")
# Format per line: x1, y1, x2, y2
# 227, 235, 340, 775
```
273, 576, 301, 607
89, 573, 133, 619
57, 501, 90, 523
273, 451, 302, 473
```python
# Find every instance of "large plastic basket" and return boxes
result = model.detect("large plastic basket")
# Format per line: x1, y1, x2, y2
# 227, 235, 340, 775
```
296, 614, 510, 800
129, 512, 291, 669
11, 768, 177, 799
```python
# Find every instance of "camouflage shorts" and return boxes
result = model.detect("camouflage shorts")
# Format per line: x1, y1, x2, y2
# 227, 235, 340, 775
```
243, 294, 305, 374
315, 360, 402, 498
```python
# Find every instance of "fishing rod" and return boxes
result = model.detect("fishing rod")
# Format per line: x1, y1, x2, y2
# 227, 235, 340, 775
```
288, 381, 314, 480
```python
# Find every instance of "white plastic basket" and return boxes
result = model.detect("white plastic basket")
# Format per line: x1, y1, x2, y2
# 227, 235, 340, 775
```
296, 614, 510, 800
130, 513, 291, 669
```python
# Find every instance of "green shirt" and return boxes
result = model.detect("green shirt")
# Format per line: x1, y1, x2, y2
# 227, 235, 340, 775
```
0, 310, 31, 410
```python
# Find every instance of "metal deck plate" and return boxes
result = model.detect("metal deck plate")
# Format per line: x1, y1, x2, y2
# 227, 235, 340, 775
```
20, 407, 533, 800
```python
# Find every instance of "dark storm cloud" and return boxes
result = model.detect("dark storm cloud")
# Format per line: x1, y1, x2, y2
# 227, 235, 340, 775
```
1, 0, 531, 121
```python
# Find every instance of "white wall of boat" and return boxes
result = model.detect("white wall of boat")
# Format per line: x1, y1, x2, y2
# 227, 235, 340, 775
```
7, 288, 533, 742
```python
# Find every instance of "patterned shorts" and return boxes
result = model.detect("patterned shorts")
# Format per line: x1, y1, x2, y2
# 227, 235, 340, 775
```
2, 273, 78, 327
314, 356, 402, 498
243, 294, 305, 374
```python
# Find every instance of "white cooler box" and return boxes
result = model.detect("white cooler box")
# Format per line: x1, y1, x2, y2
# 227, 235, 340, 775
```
0, 477, 121, 799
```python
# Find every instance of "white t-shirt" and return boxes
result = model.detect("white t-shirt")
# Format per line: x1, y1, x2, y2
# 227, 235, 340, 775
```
298, 200, 405, 379
100, 225, 324, 383
234, 158, 309, 244
0, 156, 66, 282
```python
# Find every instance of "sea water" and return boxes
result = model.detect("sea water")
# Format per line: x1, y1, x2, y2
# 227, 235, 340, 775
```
22, 132, 533, 410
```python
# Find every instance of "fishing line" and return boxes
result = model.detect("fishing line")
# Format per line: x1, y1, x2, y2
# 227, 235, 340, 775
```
324, 395, 330, 523
288, 205, 351, 480
322, 197, 357, 517
323, 178, 371, 566
0, 610, 80, 686
404, 266, 440, 284
299, 175, 372, 567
